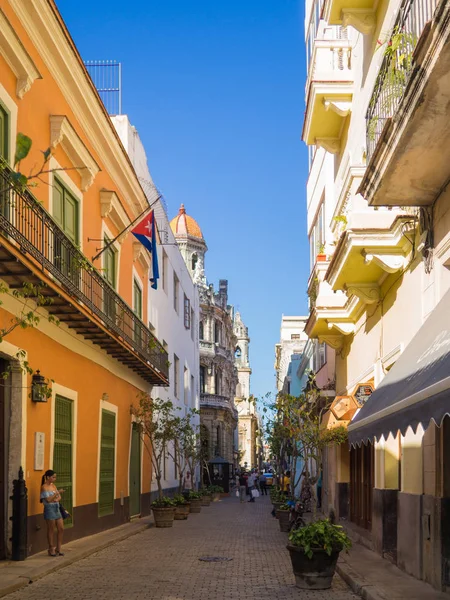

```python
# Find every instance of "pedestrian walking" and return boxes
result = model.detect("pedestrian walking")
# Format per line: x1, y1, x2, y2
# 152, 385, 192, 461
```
247, 471, 257, 502
40, 469, 66, 557
259, 472, 268, 495
238, 473, 247, 503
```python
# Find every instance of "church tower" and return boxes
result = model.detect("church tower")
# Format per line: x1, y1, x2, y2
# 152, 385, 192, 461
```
169, 204, 207, 287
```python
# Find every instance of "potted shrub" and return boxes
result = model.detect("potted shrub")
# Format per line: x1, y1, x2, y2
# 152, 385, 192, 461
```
173, 495, 190, 520
200, 488, 212, 506
151, 497, 176, 528
187, 490, 203, 513
271, 490, 285, 516
316, 243, 327, 262
287, 519, 351, 589
210, 485, 223, 502
276, 503, 291, 532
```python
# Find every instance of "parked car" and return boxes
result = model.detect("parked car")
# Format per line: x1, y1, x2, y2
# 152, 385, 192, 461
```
263, 473, 274, 486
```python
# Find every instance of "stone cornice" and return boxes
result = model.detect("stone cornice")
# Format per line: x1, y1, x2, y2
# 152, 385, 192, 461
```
0, 7, 42, 98
50, 115, 100, 191
100, 190, 130, 239
9, 0, 148, 216
341, 9, 376, 34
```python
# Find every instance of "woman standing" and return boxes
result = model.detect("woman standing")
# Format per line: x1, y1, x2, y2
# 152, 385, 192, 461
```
40, 469, 65, 556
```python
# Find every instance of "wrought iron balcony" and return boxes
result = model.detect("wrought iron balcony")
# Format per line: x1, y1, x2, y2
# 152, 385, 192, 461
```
365, 0, 438, 160
0, 163, 169, 385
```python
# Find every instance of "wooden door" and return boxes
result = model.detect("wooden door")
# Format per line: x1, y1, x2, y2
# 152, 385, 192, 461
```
350, 444, 374, 530
0, 360, 6, 558
129, 423, 141, 517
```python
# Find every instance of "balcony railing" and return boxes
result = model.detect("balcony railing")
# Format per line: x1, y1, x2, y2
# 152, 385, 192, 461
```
0, 163, 168, 382
200, 393, 238, 418
366, 0, 438, 159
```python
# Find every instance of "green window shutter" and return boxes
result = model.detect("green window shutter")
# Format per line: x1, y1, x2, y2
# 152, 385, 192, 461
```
0, 105, 8, 160
133, 280, 142, 319
53, 395, 73, 527
99, 410, 115, 516
104, 240, 116, 287
53, 180, 64, 230
64, 191, 78, 243
53, 179, 79, 243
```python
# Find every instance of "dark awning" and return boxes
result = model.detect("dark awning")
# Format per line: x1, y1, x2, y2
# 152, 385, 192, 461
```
348, 287, 450, 446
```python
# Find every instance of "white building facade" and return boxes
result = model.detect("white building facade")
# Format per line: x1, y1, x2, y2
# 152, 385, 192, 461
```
112, 116, 200, 496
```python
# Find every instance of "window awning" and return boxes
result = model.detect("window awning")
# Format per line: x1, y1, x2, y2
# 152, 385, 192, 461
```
348, 287, 450, 446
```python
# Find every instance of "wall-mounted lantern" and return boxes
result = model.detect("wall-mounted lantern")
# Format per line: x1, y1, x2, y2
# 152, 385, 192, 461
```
31, 371, 47, 403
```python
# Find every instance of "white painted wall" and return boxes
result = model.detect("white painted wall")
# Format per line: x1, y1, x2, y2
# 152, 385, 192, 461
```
112, 115, 200, 493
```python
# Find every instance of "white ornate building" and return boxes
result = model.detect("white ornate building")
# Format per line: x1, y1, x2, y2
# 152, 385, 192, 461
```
170, 206, 240, 466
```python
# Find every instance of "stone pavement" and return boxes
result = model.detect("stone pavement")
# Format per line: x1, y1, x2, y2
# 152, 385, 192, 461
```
2, 495, 357, 600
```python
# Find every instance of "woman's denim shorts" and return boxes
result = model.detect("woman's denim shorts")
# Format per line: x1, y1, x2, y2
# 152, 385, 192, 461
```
44, 502, 61, 521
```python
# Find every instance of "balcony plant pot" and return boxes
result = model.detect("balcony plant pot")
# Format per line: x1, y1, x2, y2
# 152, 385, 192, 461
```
174, 503, 190, 520
152, 506, 176, 528
189, 498, 202, 513
201, 495, 212, 506
316, 253, 327, 262
276, 508, 291, 532
287, 545, 340, 590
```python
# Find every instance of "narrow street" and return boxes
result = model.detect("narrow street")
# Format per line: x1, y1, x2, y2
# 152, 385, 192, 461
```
5, 496, 357, 600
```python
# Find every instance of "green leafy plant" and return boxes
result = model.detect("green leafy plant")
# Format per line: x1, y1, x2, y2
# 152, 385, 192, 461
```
173, 494, 188, 505
316, 242, 326, 254
332, 215, 348, 226
208, 485, 224, 493
151, 496, 176, 508
288, 519, 351, 559
277, 503, 291, 511
187, 490, 203, 500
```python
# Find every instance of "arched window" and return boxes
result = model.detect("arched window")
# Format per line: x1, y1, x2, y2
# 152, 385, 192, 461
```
199, 321, 204, 340
235, 346, 242, 359
191, 253, 198, 271
214, 368, 221, 395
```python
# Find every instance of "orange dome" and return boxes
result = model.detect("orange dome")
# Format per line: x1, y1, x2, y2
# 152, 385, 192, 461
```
170, 204, 203, 239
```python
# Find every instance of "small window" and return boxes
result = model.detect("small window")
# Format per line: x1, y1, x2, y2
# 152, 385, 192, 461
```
174, 354, 179, 398
200, 366, 206, 394
191, 253, 198, 271
199, 321, 204, 340
235, 347, 242, 359
184, 366, 188, 405
214, 368, 221, 395
184, 295, 191, 329
291, 334, 300, 340
173, 273, 179, 313
191, 308, 195, 341
190, 374, 195, 405
162, 250, 168, 292
214, 321, 221, 344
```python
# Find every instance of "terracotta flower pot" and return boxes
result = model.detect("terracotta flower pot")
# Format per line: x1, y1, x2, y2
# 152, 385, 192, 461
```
287, 545, 340, 590
189, 498, 202, 513
174, 503, 190, 520
201, 495, 212, 506
152, 506, 176, 528
276, 509, 291, 532
212, 492, 221, 502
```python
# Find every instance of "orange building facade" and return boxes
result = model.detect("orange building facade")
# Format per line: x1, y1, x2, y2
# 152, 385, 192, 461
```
0, 0, 168, 557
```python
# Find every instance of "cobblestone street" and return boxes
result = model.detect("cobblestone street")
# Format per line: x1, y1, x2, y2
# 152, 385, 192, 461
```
6, 496, 358, 600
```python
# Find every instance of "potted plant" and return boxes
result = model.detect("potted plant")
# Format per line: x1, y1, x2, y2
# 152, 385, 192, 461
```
151, 497, 176, 528
187, 490, 203, 513
276, 502, 291, 532
200, 488, 212, 506
173, 494, 190, 520
316, 243, 327, 262
287, 519, 351, 589
210, 485, 223, 502
271, 489, 285, 516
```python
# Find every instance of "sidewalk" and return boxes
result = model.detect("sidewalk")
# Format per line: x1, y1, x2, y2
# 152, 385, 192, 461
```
337, 543, 449, 600
0, 516, 151, 598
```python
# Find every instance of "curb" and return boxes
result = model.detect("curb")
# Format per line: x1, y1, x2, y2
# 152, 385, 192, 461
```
0, 520, 150, 599
336, 560, 386, 600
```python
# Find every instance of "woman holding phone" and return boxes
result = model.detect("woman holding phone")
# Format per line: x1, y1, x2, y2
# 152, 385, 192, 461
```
40, 469, 65, 556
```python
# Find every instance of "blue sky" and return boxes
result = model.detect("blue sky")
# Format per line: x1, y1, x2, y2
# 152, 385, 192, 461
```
58, 0, 310, 400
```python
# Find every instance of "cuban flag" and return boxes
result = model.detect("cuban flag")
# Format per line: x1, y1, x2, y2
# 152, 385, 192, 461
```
131, 210, 160, 290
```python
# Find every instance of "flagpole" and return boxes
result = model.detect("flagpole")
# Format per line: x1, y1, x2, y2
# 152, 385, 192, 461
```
92, 195, 161, 262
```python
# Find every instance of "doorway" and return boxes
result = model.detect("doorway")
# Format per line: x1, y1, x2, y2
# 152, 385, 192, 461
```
350, 442, 374, 530
129, 423, 141, 517
0, 359, 7, 559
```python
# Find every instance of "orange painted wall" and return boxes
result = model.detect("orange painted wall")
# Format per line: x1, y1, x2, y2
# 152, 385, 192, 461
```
0, 3, 149, 321
0, 304, 151, 516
